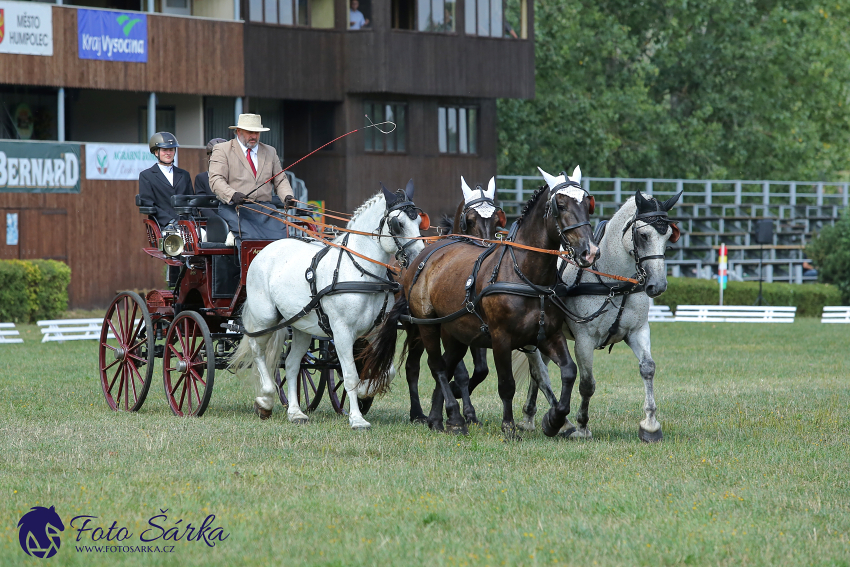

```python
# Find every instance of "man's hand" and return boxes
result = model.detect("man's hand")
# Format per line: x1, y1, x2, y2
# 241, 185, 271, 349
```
231, 192, 247, 206
283, 194, 296, 209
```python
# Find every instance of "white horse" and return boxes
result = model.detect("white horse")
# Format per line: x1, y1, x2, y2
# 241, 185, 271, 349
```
231, 182, 427, 429
519, 183, 682, 442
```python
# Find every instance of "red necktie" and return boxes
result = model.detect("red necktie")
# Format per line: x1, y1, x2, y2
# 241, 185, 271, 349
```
246, 149, 257, 177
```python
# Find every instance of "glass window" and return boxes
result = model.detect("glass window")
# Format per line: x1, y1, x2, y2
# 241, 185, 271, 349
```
466, 0, 523, 37
250, 0, 263, 21
438, 105, 478, 155
477, 0, 489, 36
365, 102, 407, 154
464, 0, 475, 34
265, 0, 278, 24
279, 0, 293, 24
247, 0, 331, 27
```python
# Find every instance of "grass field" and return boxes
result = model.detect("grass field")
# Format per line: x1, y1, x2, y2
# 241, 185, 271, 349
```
1, 319, 849, 566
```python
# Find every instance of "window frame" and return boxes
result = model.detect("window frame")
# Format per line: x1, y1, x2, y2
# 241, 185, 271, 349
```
438, 104, 478, 156
391, 0, 457, 34
247, 0, 334, 28
363, 101, 408, 155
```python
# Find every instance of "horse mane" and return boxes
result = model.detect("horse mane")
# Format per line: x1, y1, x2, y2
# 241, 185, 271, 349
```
439, 214, 454, 235
346, 192, 386, 228
515, 185, 549, 227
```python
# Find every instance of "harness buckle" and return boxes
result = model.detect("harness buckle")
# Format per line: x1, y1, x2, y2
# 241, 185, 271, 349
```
465, 302, 476, 313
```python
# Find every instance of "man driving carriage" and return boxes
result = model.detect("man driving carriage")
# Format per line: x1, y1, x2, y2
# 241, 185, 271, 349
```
209, 113, 295, 241
138, 132, 193, 228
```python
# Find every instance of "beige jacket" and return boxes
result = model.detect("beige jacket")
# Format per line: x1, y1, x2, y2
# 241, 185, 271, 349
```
209, 139, 293, 204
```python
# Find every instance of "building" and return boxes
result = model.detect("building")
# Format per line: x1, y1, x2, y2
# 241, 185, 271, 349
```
0, 0, 534, 307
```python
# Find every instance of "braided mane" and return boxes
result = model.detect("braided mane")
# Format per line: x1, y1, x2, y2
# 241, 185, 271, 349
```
515, 185, 549, 226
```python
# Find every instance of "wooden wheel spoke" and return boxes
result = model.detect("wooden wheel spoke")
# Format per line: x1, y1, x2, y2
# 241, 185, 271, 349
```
106, 319, 123, 346
190, 374, 202, 409
170, 373, 186, 396
119, 299, 129, 341
189, 367, 206, 387
128, 360, 142, 402
177, 377, 188, 411
189, 339, 205, 363
123, 367, 130, 410
127, 352, 146, 363
127, 302, 140, 343
114, 364, 125, 400
102, 358, 120, 372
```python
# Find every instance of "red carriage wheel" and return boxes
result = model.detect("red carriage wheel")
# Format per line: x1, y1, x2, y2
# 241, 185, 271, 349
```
163, 311, 215, 417
98, 291, 155, 412
325, 367, 373, 416
275, 366, 326, 412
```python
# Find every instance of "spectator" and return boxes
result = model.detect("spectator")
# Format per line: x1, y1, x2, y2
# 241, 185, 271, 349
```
350, 0, 369, 29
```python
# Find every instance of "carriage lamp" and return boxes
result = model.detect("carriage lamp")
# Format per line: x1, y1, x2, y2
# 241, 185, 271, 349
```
160, 229, 185, 257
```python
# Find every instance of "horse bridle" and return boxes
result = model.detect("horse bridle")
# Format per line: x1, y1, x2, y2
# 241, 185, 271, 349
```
381, 195, 424, 268
621, 207, 678, 284
460, 187, 502, 232
544, 176, 595, 259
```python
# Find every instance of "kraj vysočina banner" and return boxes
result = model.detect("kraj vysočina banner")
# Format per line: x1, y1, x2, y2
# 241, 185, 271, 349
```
0, 141, 80, 193
77, 8, 147, 62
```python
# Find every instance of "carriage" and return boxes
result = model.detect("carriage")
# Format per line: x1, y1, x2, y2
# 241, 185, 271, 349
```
97, 187, 354, 417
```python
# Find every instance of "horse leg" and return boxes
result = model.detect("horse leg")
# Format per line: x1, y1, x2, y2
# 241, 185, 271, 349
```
404, 327, 428, 425
247, 333, 277, 418
284, 329, 312, 423
567, 334, 596, 440
537, 332, 578, 438
468, 347, 489, 395
444, 341, 480, 426
517, 349, 549, 432
332, 330, 373, 430
625, 325, 662, 443
420, 325, 467, 434
447, 357, 470, 399
490, 332, 519, 440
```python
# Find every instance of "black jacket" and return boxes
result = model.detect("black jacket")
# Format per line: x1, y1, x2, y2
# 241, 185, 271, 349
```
138, 163, 193, 226
194, 171, 213, 196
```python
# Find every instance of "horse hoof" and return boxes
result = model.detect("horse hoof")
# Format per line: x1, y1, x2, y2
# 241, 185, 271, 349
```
446, 424, 468, 436
541, 411, 566, 438
351, 424, 371, 431
561, 426, 591, 440
410, 416, 429, 425
516, 417, 535, 432
639, 426, 663, 443
465, 416, 481, 426
254, 402, 273, 420
290, 417, 309, 425
428, 420, 445, 432
501, 422, 521, 441
357, 397, 374, 416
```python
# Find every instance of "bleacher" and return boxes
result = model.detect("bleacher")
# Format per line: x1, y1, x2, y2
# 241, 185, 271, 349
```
497, 176, 847, 284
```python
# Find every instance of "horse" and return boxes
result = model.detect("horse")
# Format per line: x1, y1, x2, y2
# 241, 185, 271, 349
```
359, 166, 598, 438
402, 177, 505, 424
230, 181, 427, 430
518, 186, 682, 442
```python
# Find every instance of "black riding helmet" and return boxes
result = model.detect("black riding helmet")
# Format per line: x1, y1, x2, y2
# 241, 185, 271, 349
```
148, 132, 179, 154
206, 137, 227, 155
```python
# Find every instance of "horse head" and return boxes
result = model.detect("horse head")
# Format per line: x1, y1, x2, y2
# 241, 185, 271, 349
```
626, 189, 682, 297
538, 166, 598, 267
454, 176, 506, 239
380, 180, 427, 268
17, 506, 64, 558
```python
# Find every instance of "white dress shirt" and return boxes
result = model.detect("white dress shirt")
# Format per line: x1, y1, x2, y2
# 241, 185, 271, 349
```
236, 138, 258, 175
157, 163, 174, 185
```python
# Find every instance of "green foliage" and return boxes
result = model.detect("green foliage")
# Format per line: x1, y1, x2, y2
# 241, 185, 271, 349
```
653, 276, 842, 316
499, 0, 850, 180
0, 260, 70, 322
29, 260, 72, 320
806, 210, 850, 303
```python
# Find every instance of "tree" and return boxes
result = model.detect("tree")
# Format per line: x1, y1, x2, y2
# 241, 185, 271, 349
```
499, 0, 850, 180
806, 211, 850, 303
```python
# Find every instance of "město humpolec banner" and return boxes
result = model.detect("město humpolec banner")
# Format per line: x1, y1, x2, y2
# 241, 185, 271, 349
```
0, 1, 53, 56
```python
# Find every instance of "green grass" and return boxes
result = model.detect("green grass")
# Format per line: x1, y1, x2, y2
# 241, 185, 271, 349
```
1, 320, 849, 566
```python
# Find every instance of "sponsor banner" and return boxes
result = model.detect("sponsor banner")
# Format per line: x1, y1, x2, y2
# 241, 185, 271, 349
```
0, 1, 54, 56
0, 141, 80, 193
77, 9, 147, 62
85, 143, 178, 180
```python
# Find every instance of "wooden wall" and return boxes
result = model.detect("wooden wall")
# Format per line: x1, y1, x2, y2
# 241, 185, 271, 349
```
0, 147, 209, 309
0, 7, 244, 96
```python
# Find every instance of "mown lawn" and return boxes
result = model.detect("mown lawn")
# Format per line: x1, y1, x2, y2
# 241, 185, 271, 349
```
1, 319, 848, 566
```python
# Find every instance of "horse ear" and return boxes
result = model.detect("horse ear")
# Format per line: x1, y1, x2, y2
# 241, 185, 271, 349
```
486, 176, 496, 199
537, 166, 560, 191
670, 222, 680, 243
569, 165, 582, 184
381, 182, 395, 206
405, 178, 415, 200
496, 209, 507, 228
635, 190, 651, 213
461, 176, 474, 202
661, 190, 683, 211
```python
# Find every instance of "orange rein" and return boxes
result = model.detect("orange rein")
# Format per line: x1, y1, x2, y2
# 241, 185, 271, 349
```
238, 200, 638, 285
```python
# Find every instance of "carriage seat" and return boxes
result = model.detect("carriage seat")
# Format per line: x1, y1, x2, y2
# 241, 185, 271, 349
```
170, 194, 219, 216
135, 194, 157, 216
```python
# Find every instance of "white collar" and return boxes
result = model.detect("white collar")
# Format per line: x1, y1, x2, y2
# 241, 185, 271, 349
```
236, 138, 256, 156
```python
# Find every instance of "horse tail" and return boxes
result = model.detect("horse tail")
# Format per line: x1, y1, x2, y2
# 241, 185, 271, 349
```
228, 302, 288, 382
357, 295, 408, 395
439, 214, 454, 235
512, 350, 530, 390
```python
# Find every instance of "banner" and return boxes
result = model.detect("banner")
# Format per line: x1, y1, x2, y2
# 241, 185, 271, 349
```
85, 143, 178, 181
0, 1, 53, 56
77, 9, 147, 62
0, 141, 80, 193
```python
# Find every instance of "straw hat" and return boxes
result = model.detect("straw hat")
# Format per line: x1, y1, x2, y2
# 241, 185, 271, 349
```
229, 114, 270, 132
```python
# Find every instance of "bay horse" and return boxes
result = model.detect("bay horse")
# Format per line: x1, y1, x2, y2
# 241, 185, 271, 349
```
403, 177, 505, 424
518, 187, 682, 442
230, 182, 426, 430
360, 166, 598, 438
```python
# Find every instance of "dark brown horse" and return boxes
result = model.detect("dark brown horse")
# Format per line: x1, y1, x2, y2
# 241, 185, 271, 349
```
402, 178, 506, 423
361, 167, 598, 437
